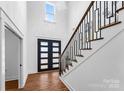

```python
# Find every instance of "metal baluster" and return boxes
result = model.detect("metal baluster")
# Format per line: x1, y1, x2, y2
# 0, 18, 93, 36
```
74, 35, 77, 57
86, 14, 89, 49
64, 55, 66, 71
77, 31, 80, 55
71, 46, 73, 60
76, 31, 79, 54
73, 39, 75, 60
85, 17, 87, 49
92, 5, 95, 40
74, 40, 76, 56
99, 1, 101, 38
96, 2, 98, 39
110, 2, 113, 24
70, 45, 71, 60
98, 2, 100, 39
84, 18, 86, 49
122, 1, 124, 7
94, 3, 97, 39
104, 1, 106, 26
75, 40, 78, 55
115, 1, 117, 22
88, 10, 91, 49
79, 27, 81, 55
81, 21, 84, 49
65, 52, 67, 69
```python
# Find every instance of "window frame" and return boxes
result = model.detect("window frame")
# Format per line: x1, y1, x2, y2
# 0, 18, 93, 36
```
44, 2, 56, 23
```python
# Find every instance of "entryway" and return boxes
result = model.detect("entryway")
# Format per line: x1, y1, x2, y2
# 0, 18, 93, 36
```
37, 39, 61, 72
5, 26, 22, 91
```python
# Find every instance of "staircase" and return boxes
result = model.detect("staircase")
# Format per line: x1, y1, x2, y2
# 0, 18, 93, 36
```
59, 1, 124, 90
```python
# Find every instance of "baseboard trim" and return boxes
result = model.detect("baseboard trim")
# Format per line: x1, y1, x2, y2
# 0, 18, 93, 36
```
23, 74, 28, 88
59, 76, 75, 91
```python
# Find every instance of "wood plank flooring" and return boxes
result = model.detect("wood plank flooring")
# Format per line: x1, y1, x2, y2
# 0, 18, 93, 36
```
21, 70, 68, 91
5, 80, 18, 91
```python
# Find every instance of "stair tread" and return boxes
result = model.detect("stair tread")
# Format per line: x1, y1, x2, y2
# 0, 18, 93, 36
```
71, 59, 77, 62
67, 58, 77, 62
81, 48, 92, 50
76, 55, 84, 57
89, 37, 104, 42
100, 21, 121, 30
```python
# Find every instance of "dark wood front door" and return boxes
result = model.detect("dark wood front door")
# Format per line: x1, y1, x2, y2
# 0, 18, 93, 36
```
38, 39, 61, 72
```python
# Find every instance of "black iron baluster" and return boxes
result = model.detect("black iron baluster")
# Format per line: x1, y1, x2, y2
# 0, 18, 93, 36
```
84, 18, 86, 49
92, 5, 95, 40
78, 29, 80, 54
73, 39, 76, 60
75, 40, 78, 55
71, 46, 73, 60
109, 2, 111, 24
74, 40, 76, 56
65, 52, 68, 69
109, 2, 113, 24
86, 15, 88, 49
104, 1, 106, 26
70, 46, 71, 60
122, 1, 124, 7
81, 21, 84, 49
115, 1, 117, 22
97, 2, 99, 39
87, 13, 89, 48
89, 10, 91, 49
99, 1, 102, 38
95, 2, 98, 40
79, 27, 82, 55
98, 2, 100, 39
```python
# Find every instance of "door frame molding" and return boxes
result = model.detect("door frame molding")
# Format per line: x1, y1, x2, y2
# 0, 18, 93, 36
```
0, 7, 24, 90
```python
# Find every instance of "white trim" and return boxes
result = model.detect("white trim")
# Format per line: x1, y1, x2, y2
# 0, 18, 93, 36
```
35, 35, 61, 41
59, 76, 75, 91
0, 7, 25, 90
4, 16, 23, 89
0, 11, 5, 90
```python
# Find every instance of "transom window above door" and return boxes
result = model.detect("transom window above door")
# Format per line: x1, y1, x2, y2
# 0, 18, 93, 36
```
45, 2, 56, 22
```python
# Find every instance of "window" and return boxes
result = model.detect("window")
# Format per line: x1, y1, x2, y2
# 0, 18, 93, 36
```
45, 2, 56, 22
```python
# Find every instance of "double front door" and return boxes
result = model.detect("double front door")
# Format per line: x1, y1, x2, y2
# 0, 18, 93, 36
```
38, 39, 61, 72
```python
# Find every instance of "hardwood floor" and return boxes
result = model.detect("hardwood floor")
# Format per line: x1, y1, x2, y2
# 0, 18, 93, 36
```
5, 80, 18, 91
21, 70, 68, 91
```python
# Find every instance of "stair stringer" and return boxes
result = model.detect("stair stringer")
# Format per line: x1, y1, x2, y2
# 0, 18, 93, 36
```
61, 10, 124, 77
62, 28, 124, 90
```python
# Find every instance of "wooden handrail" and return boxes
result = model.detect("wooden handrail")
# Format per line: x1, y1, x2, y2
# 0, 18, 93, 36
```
61, 1, 95, 56
60, 1, 124, 75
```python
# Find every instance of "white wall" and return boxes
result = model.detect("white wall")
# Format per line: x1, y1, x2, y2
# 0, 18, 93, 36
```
5, 28, 20, 81
27, 1, 68, 74
0, 2, 27, 34
64, 28, 124, 91
67, 1, 90, 41
0, 1, 27, 90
